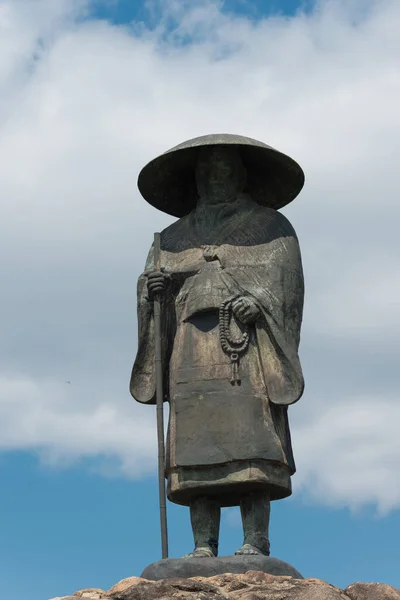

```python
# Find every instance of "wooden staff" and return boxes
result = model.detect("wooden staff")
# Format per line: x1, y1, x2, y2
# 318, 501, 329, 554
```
153, 232, 169, 559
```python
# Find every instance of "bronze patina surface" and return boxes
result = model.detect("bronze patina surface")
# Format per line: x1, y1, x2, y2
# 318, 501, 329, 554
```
130, 134, 305, 560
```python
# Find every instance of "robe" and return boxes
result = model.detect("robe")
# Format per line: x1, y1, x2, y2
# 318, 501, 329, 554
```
130, 196, 305, 507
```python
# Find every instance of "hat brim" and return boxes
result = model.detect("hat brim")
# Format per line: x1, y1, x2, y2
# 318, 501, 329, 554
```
137, 134, 305, 218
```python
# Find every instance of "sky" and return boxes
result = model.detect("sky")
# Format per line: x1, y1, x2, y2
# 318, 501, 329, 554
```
0, 0, 399, 598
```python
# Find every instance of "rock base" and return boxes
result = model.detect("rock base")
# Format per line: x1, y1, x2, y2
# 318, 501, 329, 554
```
140, 555, 303, 580
52, 572, 400, 600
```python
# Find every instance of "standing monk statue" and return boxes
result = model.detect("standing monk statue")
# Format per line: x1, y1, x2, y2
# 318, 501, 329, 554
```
130, 134, 305, 559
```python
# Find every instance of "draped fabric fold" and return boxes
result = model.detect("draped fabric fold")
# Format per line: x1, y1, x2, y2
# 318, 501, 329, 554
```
130, 202, 304, 408
130, 200, 304, 506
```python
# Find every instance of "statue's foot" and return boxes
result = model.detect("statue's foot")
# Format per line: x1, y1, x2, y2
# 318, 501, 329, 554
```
182, 546, 216, 559
235, 543, 267, 556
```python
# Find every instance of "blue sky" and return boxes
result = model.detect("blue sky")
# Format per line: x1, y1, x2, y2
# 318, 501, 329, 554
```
91, 0, 312, 23
1, 0, 400, 599
1, 455, 399, 599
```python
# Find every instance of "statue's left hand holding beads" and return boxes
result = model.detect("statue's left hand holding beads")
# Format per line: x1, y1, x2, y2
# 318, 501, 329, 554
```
232, 296, 261, 324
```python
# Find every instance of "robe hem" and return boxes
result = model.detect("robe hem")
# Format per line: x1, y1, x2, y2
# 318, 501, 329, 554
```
167, 459, 293, 507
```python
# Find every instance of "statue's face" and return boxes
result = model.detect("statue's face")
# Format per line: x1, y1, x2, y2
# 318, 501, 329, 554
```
195, 146, 245, 202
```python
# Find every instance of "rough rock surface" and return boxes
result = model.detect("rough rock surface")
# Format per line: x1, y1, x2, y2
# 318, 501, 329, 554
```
50, 572, 400, 600
108, 578, 147, 594
345, 583, 400, 600
108, 573, 349, 600
74, 590, 106, 598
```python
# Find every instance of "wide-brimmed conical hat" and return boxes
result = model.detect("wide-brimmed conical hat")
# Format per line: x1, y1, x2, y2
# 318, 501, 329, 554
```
138, 133, 304, 217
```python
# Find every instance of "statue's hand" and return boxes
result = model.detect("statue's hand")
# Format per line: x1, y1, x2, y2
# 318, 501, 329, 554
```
232, 296, 261, 324
146, 270, 170, 300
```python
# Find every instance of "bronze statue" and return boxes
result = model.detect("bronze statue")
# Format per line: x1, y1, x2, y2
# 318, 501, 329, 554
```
130, 134, 305, 559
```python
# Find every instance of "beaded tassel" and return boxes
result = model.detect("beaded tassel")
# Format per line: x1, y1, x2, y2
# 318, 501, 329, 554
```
219, 298, 250, 385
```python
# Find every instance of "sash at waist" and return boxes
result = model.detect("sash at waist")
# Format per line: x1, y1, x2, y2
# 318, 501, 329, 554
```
183, 293, 227, 319
176, 266, 231, 320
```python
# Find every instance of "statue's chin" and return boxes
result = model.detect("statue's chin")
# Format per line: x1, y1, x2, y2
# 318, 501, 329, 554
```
200, 196, 229, 205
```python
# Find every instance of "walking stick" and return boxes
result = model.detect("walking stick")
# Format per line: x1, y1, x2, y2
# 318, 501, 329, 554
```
153, 232, 169, 559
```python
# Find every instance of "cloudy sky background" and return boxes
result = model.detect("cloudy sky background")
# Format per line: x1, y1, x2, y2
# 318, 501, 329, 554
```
0, 0, 399, 598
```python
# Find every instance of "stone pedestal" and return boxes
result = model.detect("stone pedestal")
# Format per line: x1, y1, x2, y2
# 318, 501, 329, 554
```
141, 555, 303, 580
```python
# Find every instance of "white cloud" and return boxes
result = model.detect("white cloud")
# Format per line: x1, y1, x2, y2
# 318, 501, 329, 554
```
0, 0, 399, 512
0, 375, 157, 476
292, 396, 400, 514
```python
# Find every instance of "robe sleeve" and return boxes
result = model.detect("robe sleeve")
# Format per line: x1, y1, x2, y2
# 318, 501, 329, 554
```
256, 237, 305, 406
129, 245, 174, 404
222, 227, 305, 406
